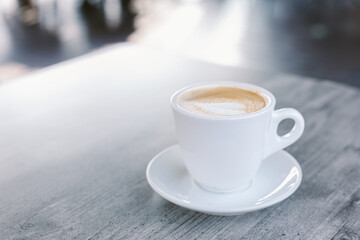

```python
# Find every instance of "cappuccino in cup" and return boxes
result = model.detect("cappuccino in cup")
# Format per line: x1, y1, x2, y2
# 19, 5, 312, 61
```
178, 86, 267, 117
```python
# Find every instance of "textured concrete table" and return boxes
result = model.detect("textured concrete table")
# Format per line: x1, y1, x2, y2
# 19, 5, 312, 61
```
0, 44, 359, 240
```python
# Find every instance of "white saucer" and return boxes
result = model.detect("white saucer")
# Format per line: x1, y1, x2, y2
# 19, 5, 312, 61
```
146, 145, 302, 216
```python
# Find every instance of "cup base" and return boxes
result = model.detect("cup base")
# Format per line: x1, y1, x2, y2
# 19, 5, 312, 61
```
194, 180, 252, 194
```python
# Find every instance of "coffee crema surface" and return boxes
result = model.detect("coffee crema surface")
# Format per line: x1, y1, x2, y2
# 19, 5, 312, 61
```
178, 86, 267, 117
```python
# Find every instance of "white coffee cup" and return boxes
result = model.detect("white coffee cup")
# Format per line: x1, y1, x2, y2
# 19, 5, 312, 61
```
171, 82, 305, 193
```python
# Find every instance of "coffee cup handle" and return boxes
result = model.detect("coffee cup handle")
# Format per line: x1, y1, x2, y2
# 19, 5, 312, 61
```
263, 108, 305, 159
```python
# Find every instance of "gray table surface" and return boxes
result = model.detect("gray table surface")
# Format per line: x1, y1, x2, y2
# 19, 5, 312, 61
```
0, 44, 359, 240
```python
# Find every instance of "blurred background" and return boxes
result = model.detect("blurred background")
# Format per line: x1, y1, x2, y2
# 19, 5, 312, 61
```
0, 0, 360, 87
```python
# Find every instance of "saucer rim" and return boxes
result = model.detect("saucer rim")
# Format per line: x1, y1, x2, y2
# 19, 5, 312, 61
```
146, 145, 302, 215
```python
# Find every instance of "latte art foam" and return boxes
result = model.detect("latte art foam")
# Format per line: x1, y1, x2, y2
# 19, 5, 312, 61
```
178, 86, 267, 117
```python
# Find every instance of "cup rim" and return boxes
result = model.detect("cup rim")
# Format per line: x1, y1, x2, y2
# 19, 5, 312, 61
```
170, 82, 276, 120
